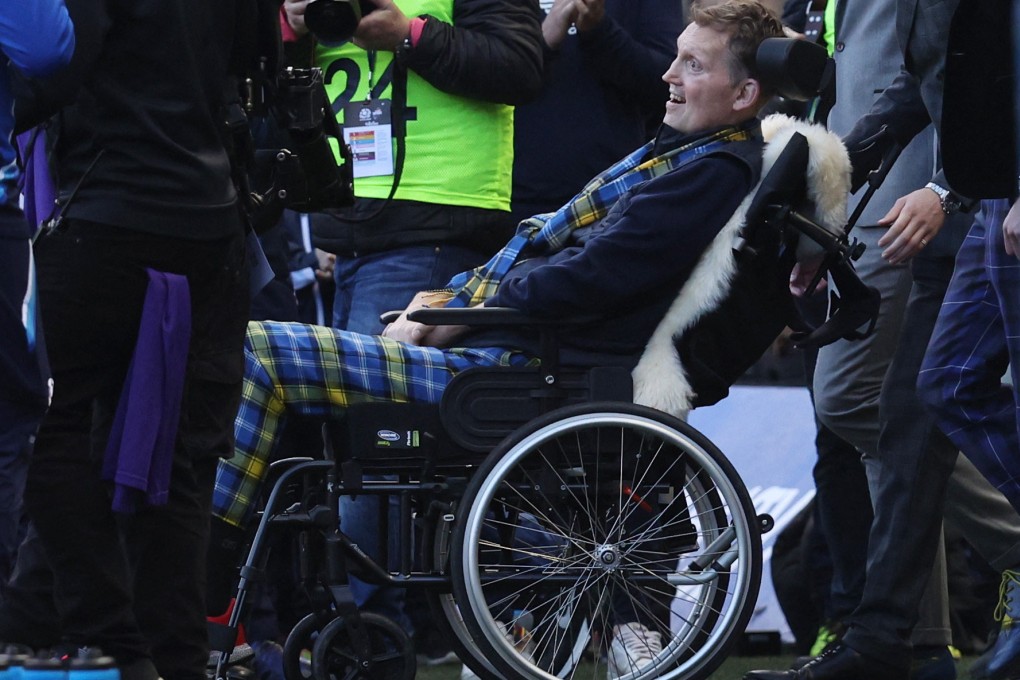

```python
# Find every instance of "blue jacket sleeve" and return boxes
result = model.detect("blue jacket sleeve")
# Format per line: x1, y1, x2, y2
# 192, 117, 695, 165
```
577, 0, 681, 112
0, 0, 75, 77
486, 155, 752, 317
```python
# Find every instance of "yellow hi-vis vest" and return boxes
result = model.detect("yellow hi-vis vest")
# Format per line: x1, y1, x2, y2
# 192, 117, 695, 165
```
315, 0, 513, 210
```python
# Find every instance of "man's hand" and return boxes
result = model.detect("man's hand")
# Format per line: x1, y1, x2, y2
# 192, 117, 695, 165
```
876, 188, 945, 264
542, 0, 577, 49
574, 0, 605, 32
381, 290, 468, 348
283, 0, 311, 37
353, 0, 411, 52
314, 248, 335, 282
1003, 198, 1020, 259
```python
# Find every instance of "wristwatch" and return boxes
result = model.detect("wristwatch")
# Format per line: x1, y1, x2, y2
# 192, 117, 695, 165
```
394, 34, 413, 64
395, 16, 426, 63
925, 181, 962, 215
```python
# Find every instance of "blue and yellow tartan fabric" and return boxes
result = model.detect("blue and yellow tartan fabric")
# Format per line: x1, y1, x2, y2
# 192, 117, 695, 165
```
445, 125, 754, 307
213, 320, 535, 527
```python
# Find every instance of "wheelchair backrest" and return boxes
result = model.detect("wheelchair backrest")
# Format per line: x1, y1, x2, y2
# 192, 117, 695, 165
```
632, 39, 851, 418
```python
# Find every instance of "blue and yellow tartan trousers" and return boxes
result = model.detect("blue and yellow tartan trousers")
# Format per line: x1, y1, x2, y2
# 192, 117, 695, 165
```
212, 320, 534, 527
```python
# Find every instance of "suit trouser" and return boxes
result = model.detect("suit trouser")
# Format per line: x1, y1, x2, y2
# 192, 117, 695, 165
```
814, 227, 1020, 663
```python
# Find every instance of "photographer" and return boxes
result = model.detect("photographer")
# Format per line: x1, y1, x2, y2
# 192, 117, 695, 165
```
0, 1, 264, 679
274, 0, 543, 644
281, 0, 543, 334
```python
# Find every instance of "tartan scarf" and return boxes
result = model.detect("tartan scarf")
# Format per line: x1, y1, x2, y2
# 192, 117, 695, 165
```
445, 124, 756, 307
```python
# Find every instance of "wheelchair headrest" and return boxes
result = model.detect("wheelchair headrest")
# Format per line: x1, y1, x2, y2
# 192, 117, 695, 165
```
756, 38, 832, 102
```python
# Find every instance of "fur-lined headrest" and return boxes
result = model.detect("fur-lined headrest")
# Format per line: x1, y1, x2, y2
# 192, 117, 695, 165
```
761, 113, 850, 258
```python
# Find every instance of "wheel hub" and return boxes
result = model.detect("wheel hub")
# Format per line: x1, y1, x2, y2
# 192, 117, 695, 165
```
594, 544, 620, 571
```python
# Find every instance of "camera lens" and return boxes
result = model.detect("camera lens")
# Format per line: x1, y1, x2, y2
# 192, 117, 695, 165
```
304, 0, 362, 43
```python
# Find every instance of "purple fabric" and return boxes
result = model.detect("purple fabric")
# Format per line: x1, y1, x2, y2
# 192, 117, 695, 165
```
102, 268, 191, 513
15, 128, 56, 232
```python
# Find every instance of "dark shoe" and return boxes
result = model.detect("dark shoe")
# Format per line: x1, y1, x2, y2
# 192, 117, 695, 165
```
971, 569, 1020, 680
910, 645, 956, 680
791, 621, 848, 671
117, 657, 161, 680
743, 643, 906, 680
971, 625, 1020, 680
249, 640, 284, 680
207, 643, 255, 670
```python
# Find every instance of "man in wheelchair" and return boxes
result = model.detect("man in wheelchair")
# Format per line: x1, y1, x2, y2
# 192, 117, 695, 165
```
209, 2, 854, 678
216, 0, 785, 524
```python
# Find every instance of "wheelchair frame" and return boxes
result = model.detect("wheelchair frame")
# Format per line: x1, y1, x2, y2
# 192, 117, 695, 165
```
215, 366, 770, 680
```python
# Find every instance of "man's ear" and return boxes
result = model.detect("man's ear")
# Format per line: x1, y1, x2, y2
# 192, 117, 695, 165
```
733, 78, 761, 113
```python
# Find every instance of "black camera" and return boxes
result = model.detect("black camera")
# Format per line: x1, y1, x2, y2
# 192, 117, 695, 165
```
235, 66, 355, 233
304, 0, 378, 43
271, 67, 354, 210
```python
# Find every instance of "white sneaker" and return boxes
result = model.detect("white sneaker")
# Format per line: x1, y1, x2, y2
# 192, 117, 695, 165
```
607, 622, 663, 678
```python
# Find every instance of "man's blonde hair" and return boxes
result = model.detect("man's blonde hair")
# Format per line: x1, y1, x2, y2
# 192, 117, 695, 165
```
690, 0, 785, 94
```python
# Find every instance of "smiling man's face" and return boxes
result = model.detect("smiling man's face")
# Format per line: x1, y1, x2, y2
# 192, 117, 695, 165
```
661, 22, 750, 134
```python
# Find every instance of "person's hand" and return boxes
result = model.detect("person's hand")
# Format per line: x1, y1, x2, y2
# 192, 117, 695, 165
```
381, 290, 468, 347
353, 0, 411, 51
876, 188, 945, 264
314, 248, 335, 282
1003, 198, 1020, 259
782, 25, 806, 40
542, 0, 577, 49
283, 0, 311, 37
574, 0, 605, 32
789, 255, 826, 297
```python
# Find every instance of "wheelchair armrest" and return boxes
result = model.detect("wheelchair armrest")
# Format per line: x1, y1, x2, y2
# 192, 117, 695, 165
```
406, 306, 598, 328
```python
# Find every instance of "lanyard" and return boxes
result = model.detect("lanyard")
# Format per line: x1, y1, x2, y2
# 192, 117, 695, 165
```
367, 50, 377, 98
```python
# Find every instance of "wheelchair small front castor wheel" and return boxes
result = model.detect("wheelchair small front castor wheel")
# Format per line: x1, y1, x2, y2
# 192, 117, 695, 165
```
282, 611, 337, 680
310, 611, 414, 680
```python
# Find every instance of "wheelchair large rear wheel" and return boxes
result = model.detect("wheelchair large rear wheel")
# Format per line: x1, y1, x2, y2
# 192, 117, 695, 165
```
422, 500, 505, 679
450, 403, 762, 680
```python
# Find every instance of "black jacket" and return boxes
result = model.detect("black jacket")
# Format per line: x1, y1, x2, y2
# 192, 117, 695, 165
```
510, 0, 681, 223
15, 0, 255, 240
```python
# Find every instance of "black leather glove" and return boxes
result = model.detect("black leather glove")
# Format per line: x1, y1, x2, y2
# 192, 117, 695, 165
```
843, 125, 892, 194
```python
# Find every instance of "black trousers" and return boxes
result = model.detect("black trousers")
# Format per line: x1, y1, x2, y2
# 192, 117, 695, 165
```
0, 219, 249, 680
843, 255, 961, 669
0, 215, 50, 592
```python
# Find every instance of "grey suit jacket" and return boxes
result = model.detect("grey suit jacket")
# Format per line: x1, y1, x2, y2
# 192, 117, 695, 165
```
836, 0, 985, 257
844, 0, 1016, 202
829, 0, 970, 256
